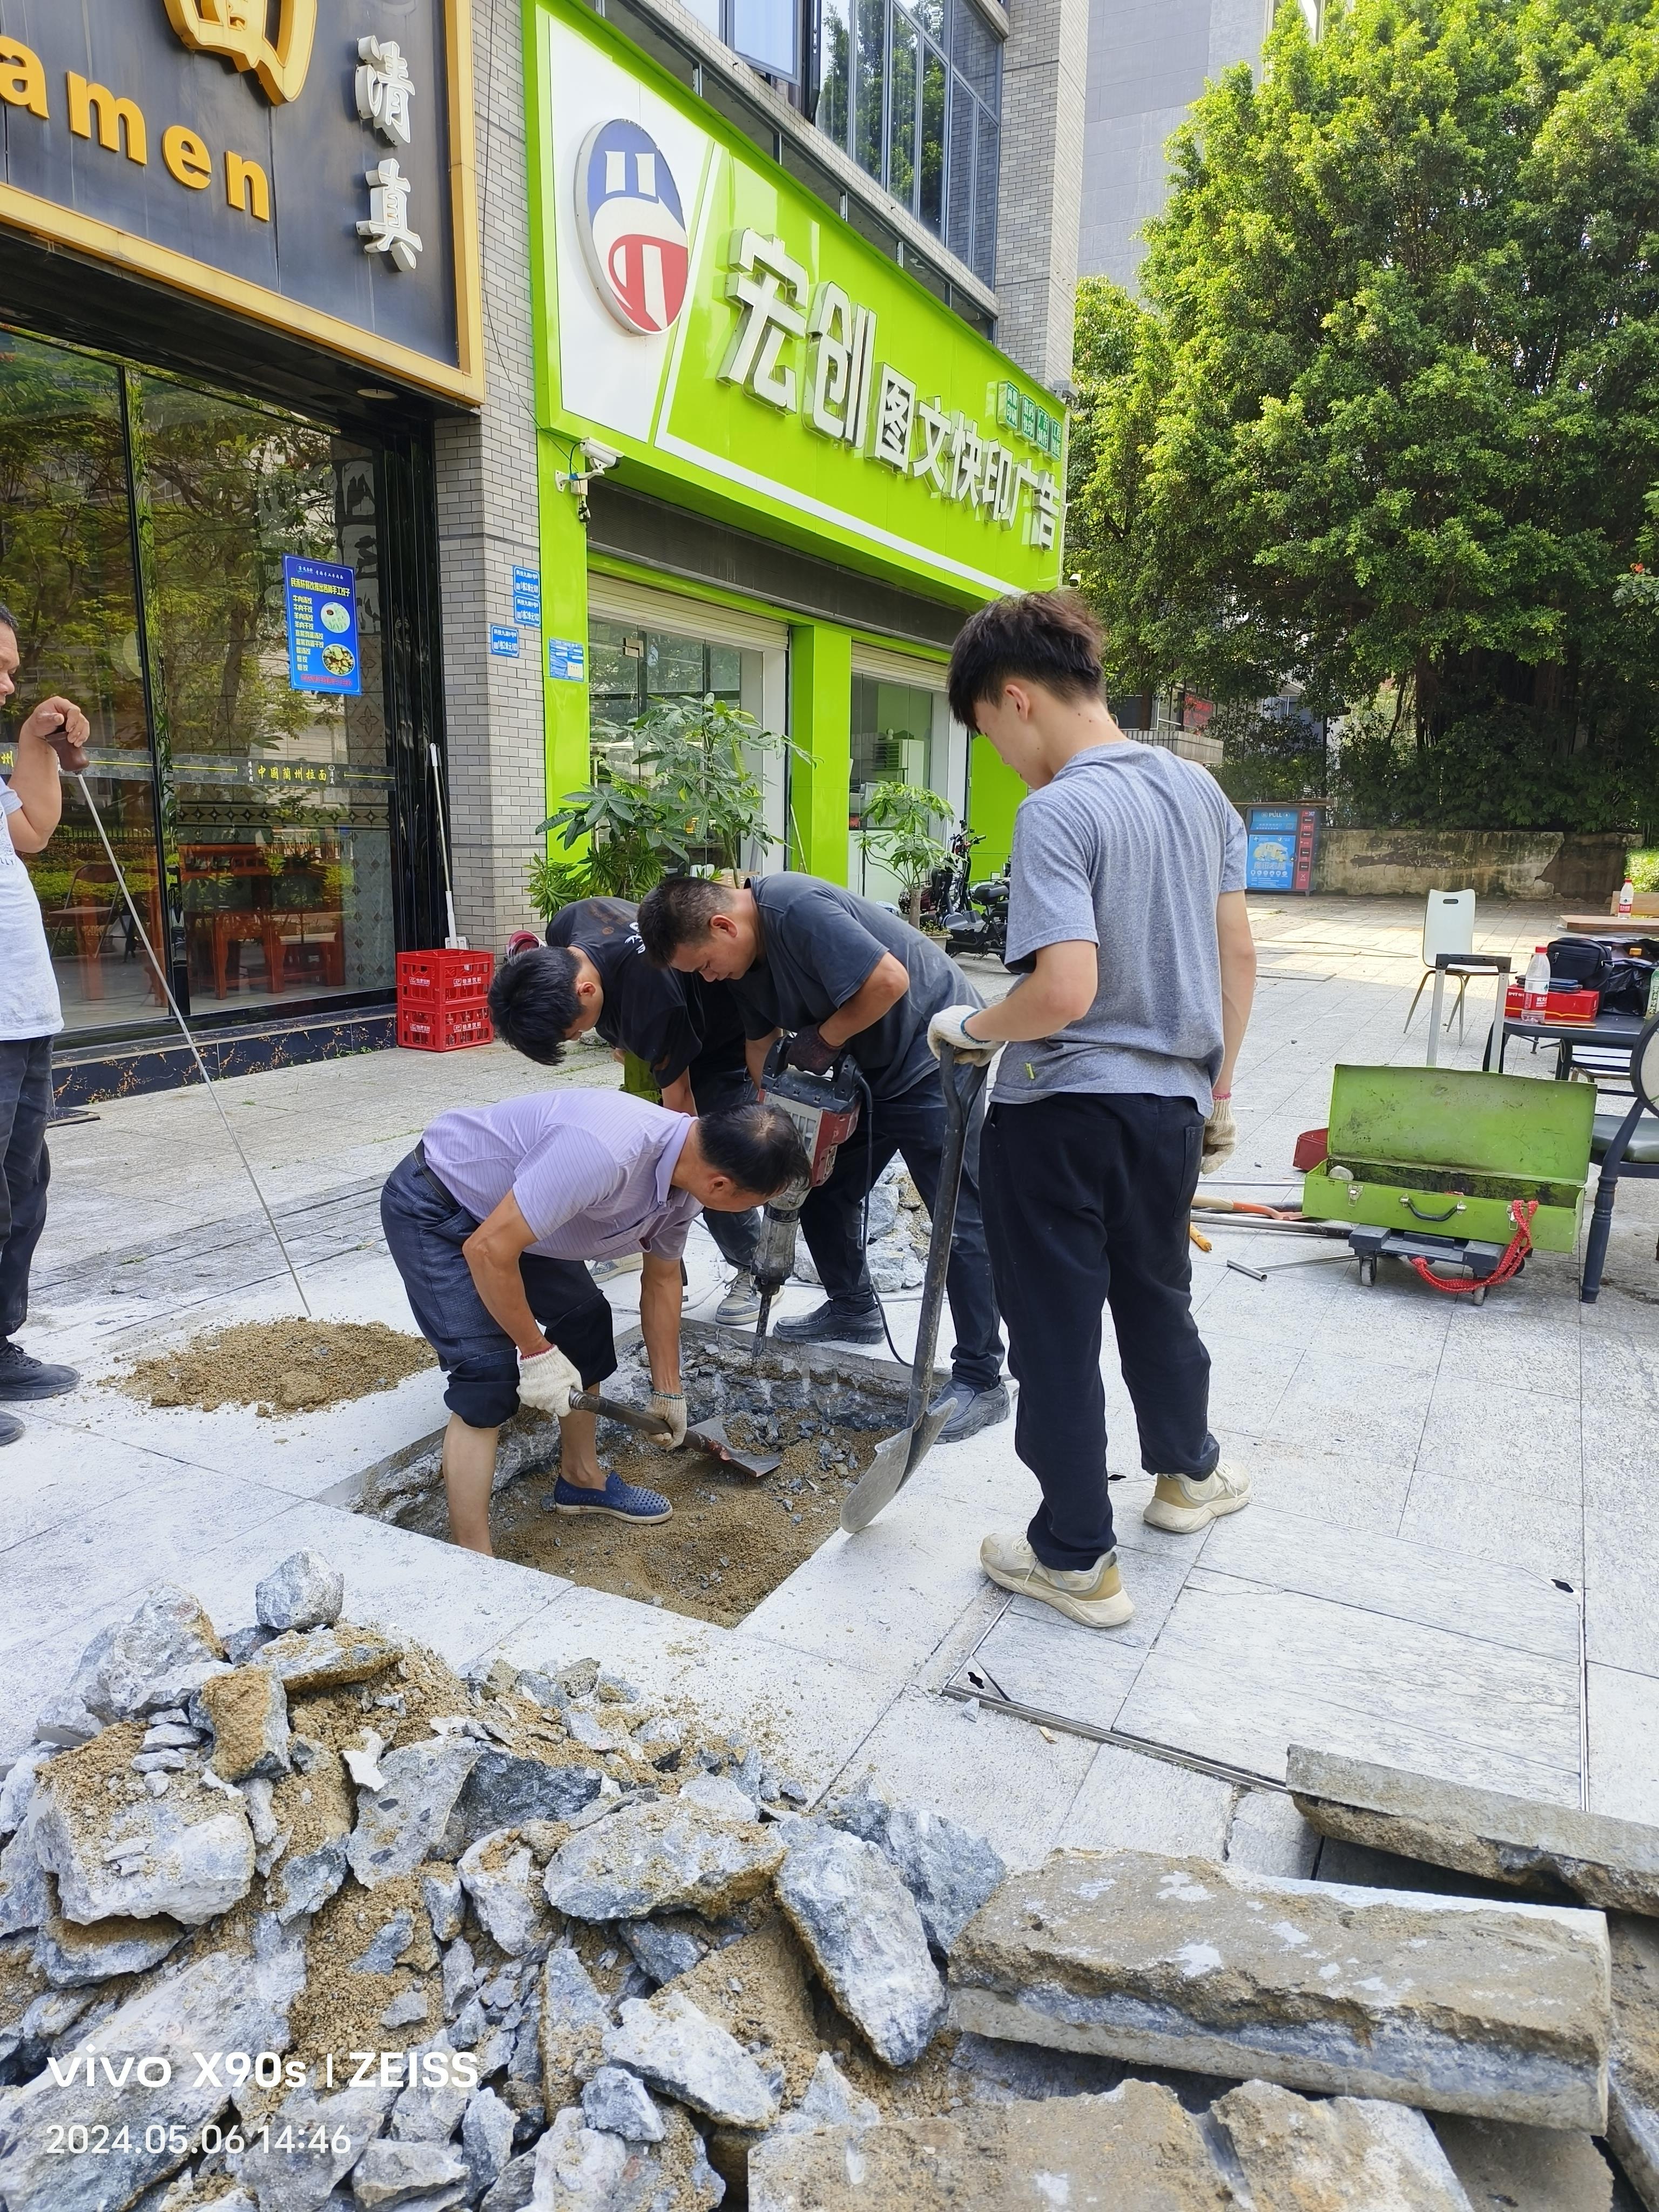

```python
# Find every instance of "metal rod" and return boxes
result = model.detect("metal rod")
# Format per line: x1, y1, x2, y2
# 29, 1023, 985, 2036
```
72, 773, 312, 1318
428, 743, 462, 949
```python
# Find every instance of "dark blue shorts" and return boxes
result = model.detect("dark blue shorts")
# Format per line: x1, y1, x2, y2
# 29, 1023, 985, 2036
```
380, 1151, 617, 1428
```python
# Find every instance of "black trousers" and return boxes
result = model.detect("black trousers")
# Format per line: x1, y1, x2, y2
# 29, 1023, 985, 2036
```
0, 1037, 52, 1344
688, 1047, 759, 1272
799, 1070, 1004, 1393
981, 1092, 1217, 1571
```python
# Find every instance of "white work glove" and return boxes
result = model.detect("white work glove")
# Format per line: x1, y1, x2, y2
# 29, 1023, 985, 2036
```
648, 1391, 688, 1447
1201, 1096, 1237, 1176
517, 1344, 581, 1417
927, 1005, 997, 1067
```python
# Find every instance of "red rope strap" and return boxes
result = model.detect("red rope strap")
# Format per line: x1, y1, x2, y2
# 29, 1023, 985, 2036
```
1408, 1199, 1537, 1296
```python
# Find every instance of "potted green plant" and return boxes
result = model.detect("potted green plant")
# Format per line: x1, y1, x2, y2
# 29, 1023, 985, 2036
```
857, 778, 953, 926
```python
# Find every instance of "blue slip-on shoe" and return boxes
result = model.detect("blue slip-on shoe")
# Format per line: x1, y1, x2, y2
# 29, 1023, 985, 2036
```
552, 1471, 672, 1523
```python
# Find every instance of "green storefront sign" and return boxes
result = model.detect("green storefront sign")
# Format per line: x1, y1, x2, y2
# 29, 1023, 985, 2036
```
524, 0, 1062, 874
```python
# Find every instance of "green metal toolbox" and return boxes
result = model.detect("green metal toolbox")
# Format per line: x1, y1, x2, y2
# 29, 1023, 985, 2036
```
1301, 1065, 1596, 1253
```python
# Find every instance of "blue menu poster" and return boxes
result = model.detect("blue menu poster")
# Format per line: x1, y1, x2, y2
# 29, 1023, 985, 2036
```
1245, 807, 1298, 893
284, 556, 361, 696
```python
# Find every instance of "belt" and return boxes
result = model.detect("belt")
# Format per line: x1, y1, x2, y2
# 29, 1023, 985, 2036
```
413, 1142, 461, 1212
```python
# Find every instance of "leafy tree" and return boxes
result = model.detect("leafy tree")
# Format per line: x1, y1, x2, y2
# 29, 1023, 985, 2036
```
857, 779, 953, 921
1068, 0, 1659, 832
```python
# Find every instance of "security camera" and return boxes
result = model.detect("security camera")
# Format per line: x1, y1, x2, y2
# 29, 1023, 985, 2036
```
582, 439, 621, 475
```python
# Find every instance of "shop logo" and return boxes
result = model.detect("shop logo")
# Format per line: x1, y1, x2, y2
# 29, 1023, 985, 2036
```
163, 0, 318, 106
576, 120, 688, 336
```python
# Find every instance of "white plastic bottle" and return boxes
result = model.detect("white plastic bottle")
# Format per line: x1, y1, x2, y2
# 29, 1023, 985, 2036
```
1521, 947, 1551, 1023
1619, 877, 1636, 917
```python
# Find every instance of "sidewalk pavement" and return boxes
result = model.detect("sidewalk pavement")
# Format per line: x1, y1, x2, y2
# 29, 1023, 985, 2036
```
6, 896, 1657, 1880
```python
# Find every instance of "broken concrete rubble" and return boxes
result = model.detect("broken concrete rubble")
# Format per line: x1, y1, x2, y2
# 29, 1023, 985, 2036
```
775, 1826, 947, 2068
1213, 2079, 1475, 2210
32, 1742, 256, 1926
1608, 1913, 1659, 2212
200, 1663, 292, 1783
257, 1547, 347, 1633
948, 1848, 1613, 2128
1289, 1745, 1659, 1915
1431, 2114, 1614, 2212
831, 1778, 1007, 1953
543, 1798, 784, 1921
348, 1739, 482, 1887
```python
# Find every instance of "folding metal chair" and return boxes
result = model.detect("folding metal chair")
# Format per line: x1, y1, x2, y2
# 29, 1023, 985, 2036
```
1580, 1012, 1659, 1303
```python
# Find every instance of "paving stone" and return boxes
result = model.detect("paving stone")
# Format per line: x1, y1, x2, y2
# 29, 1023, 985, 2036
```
255, 1548, 346, 1633
1432, 2114, 1613, 2212
604, 1985, 779, 2127
829, 1780, 1006, 1953
1215, 2080, 1475, 2209
1225, 1789, 1320, 1880
582, 2065, 667, 2141
948, 1848, 1613, 2127
0, 1920, 306, 2212
347, 1741, 482, 1889
32, 1910, 186, 1987
460, 1831, 554, 1957
259, 1623, 403, 1695
32, 1756, 255, 1927
200, 1665, 292, 1783
775, 1826, 947, 2068
1608, 1913, 1659, 2212
531, 2103, 722, 2211
543, 1798, 784, 1921
1289, 1746, 1659, 1913
461, 2085, 517, 2195
747, 2079, 1230, 2211
351, 2136, 469, 2206
455, 1752, 603, 1845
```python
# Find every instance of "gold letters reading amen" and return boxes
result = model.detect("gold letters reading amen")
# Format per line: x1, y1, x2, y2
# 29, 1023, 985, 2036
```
164, 0, 317, 106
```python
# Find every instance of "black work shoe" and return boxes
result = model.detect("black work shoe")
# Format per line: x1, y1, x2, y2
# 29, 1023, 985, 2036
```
0, 1410, 22, 1447
772, 1299, 885, 1346
0, 1341, 81, 1400
930, 1378, 1011, 1442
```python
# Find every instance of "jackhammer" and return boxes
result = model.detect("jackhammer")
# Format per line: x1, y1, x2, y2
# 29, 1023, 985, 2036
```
751, 1036, 863, 1351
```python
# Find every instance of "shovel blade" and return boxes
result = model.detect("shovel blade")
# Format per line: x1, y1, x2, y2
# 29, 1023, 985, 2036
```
839, 1398, 953, 1533
686, 1417, 780, 1480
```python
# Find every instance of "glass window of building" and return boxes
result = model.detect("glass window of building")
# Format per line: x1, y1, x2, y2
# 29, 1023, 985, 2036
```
849, 672, 960, 901
814, 0, 1000, 283
0, 327, 410, 1038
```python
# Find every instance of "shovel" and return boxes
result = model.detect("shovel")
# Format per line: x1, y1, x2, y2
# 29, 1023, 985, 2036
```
841, 1047, 988, 1533
571, 1391, 781, 1479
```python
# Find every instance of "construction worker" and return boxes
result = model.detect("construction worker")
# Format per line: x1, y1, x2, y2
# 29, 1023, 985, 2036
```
933, 591, 1256, 1629
636, 873, 1008, 1444
0, 608, 90, 1450
498, 899, 762, 1326
380, 1087, 808, 1556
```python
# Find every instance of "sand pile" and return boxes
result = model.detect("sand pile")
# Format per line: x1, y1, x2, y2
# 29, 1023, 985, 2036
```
116, 1318, 434, 1416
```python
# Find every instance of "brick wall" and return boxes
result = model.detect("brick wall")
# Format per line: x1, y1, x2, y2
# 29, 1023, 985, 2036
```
434, 0, 546, 952
995, 0, 1090, 390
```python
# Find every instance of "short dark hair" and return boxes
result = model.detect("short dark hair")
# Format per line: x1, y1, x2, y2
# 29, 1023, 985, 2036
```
637, 877, 730, 965
0, 604, 16, 642
697, 1103, 810, 1196
487, 945, 583, 1064
947, 590, 1105, 731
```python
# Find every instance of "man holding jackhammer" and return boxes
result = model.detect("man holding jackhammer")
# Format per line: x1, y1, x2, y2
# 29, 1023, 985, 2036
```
635, 873, 1008, 1442
380, 1085, 808, 1555
496, 898, 764, 1328
932, 591, 1256, 1630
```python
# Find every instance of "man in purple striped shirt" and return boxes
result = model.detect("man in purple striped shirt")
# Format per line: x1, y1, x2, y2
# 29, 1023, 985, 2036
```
381, 1088, 807, 1555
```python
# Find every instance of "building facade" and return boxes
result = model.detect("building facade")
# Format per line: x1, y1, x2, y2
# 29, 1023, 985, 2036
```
0, 0, 1082, 1097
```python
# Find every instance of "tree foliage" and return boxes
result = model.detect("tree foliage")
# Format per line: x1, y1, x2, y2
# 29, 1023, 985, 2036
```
1065, 0, 1659, 831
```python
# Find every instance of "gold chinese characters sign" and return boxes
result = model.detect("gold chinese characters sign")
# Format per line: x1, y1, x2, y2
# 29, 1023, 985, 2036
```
163, 0, 318, 106
0, 3, 480, 406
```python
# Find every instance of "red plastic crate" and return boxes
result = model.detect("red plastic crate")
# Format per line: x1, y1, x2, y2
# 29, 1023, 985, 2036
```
396, 1000, 495, 1053
1503, 984, 1600, 1024
396, 948, 495, 1009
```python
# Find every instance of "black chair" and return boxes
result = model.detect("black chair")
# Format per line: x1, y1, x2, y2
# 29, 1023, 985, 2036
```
1580, 1011, 1659, 1303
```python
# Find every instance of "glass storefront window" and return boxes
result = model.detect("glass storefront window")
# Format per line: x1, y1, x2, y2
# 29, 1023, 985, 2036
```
849, 673, 952, 901
0, 326, 406, 1037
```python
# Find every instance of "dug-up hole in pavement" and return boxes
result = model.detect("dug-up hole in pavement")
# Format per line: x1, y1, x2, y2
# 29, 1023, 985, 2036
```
352, 1324, 927, 1629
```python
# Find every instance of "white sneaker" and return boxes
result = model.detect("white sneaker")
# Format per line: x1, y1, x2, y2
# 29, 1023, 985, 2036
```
979, 1530, 1135, 1629
714, 1270, 761, 1327
1141, 1465, 1252, 1534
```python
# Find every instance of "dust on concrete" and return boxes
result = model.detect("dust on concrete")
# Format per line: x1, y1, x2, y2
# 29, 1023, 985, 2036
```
114, 1318, 434, 1417
489, 1413, 888, 1626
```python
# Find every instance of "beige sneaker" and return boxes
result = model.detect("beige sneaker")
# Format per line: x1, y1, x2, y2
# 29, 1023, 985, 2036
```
979, 1530, 1135, 1629
1141, 1466, 1252, 1534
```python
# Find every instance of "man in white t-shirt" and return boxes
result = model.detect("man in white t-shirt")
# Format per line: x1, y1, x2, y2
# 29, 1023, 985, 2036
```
0, 606, 90, 1448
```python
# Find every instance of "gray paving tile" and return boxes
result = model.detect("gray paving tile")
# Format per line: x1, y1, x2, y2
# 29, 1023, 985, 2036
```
1053, 1742, 1236, 1858
1586, 1664, 1659, 1823
1395, 1465, 1584, 1587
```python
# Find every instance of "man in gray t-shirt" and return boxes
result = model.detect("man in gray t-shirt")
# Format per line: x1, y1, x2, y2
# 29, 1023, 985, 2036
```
932, 591, 1258, 1634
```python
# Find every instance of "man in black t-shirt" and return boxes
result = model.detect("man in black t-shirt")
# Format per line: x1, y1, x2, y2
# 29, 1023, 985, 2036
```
636, 874, 1007, 1442
495, 899, 761, 1325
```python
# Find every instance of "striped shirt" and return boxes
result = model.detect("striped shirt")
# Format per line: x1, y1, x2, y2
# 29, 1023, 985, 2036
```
421, 1089, 699, 1261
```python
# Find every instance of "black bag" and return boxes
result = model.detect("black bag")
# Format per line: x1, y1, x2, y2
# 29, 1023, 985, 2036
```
1546, 937, 1612, 992
1601, 956, 1656, 1016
